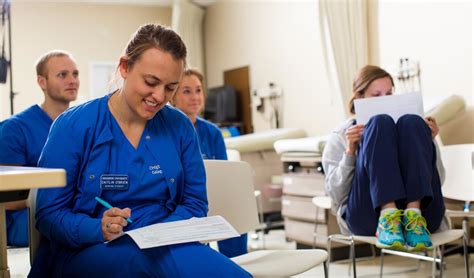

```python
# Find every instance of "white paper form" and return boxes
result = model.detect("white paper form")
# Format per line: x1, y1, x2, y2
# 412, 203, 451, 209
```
112, 215, 239, 249
354, 92, 424, 125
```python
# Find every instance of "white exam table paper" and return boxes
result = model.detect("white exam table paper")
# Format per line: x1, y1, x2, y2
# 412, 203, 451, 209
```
354, 92, 424, 124
111, 215, 239, 249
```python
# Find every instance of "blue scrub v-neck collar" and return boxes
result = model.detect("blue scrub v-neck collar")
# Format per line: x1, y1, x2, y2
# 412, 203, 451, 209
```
33, 104, 54, 125
108, 110, 150, 152
105, 94, 150, 153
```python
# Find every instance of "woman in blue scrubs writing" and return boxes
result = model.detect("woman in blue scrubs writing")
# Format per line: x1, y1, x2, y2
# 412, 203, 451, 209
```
171, 69, 248, 258
32, 24, 250, 277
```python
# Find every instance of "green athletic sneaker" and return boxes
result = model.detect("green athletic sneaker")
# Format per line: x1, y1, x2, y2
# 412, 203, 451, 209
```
375, 209, 406, 251
404, 210, 433, 252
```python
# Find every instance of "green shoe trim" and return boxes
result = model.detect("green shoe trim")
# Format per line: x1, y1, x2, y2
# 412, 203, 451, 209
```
404, 211, 430, 236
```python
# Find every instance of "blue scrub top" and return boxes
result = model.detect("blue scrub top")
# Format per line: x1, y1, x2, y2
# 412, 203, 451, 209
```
35, 95, 208, 251
0, 105, 52, 247
0, 105, 52, 166
98, 113, 170, 228
195, 117, 227, 160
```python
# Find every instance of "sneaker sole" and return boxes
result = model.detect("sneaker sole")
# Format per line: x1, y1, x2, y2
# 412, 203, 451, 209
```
376, 240, 406, 251
406, 243, 433, 252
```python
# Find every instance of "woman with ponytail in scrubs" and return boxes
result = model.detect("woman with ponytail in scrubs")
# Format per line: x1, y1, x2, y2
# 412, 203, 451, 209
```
172, 68, 248, 258
31, 24, 250, 278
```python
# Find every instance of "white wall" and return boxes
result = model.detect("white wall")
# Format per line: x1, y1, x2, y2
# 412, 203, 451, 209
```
204, 0, 472, 135
379, 0, 472, 105
204, 1, 345, 135
0, 2, 171, 120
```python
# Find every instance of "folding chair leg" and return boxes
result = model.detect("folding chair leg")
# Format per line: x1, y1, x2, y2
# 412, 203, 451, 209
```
439, 245, 444, 278
323, 260, 328, 278
380, 250, 385, 278
432, 246, 437, 278
327, 236, 332, 277
370, 244, 376, 258
350, 237, 357, 277
463, 232, 470, 278
257, 193, 265, 249
348, 248, 352, 277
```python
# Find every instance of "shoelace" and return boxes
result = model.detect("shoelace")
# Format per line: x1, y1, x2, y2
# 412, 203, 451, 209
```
405, 214, 431, 235
381, 210, 404, 233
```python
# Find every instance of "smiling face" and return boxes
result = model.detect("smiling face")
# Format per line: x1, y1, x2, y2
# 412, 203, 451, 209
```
173, 74, 205, 120
363, 77, 393, 99
38, 55, 79, 104
119, 47, 184, 121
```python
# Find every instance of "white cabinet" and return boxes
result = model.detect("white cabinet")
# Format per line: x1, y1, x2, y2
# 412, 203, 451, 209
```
281, 156, 341, 248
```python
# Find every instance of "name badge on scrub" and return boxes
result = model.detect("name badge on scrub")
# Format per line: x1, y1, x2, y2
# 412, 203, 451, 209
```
100, 174, 129, 190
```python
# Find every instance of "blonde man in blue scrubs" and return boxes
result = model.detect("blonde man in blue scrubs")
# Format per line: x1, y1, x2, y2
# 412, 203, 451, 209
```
0, 50, 79, 247
172, 68, 248, 258
31, 24, 250, 277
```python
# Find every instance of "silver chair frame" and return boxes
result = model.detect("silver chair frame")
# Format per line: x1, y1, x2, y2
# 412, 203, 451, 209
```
326, 232, 470, 278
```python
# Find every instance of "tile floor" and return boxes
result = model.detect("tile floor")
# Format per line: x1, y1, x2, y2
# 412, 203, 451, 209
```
249, 229, 473, 277
7, 229, 474, 277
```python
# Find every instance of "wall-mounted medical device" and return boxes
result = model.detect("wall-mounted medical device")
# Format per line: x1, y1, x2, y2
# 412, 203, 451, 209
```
252, 82, 283, 128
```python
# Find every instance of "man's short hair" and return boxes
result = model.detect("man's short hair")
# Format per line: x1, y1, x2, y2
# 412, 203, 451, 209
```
35, 50, 74, 77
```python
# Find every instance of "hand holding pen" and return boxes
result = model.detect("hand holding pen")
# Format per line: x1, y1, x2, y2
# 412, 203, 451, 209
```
95, 196, 133, 241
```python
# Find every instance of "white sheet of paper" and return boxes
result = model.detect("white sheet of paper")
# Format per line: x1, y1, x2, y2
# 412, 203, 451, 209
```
354, 92, 424, 125
111, 215, 239, 249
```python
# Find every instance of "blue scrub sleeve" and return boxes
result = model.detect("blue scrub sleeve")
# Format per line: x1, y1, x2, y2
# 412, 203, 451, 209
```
162, 118, 208, 222
214, 128, 228, 160
36, 117, 104, 249
0, 120, 27, 165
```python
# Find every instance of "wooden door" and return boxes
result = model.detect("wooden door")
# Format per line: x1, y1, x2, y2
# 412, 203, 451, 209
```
224, 66, 253, 134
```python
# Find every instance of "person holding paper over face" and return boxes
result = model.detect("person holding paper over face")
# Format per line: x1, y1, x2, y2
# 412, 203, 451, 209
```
322, 65, 446, 252
31, 24, 250, 278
